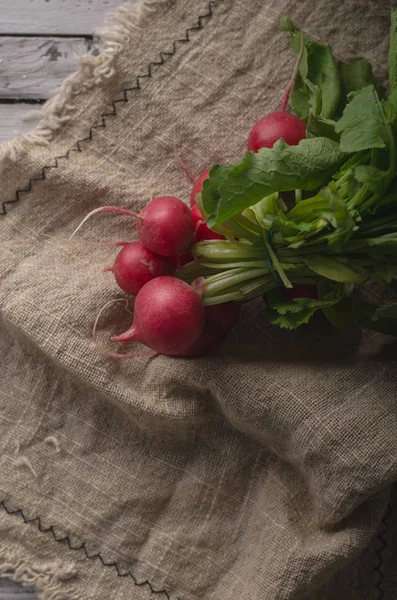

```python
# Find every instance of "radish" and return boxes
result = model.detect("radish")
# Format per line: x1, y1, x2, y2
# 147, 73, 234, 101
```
182, 302, 241, 357
169, 252, 194, 270
247, 32, 306, 152
190, 169, 210, 207
103, 242, 175, 296
112, 276, 206, 355
191, 204, 226, 242
70, 196, 195, 257
247, 112, 306, 152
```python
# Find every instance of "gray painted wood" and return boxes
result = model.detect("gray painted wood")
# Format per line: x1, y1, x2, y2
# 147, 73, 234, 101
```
0, 0, 125, 36
0, 578, 36, 598
0, 104, 41, 144
0, 0, 133, 143
0, 36, 98, 99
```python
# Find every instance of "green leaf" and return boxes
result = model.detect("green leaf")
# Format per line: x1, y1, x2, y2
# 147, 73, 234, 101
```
266, 287, 341, 330
304, 255, 365, 283
273, 211, 325, 239
389, 9, 397, 95
320, 185, 356, 245
283, 20, 341, 120
317, 279, 354, 329
340, 58, 385, 99
322, 297, 355, 330
354, 165, 389, 193
372, 264, 397, 286
202, 138, 346, 225
357, 301, 397, 336
290, 75, 312, 120
306, 115, 339, 141
335, 85, 389, 152
283, 184, 355, 246
383, 89, 397, 125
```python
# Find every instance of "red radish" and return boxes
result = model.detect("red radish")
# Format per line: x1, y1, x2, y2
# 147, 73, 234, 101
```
247, 112, 306, 152
112, 276, 205, 355
137, 196, 194, 256
169, 252, 194, 270
191, 204, 226, 242
182, 302, 241, 357
247, 32, 306, 153
103, 242, 174, 296
69, 196, 194, 257
190, 169, 210, 207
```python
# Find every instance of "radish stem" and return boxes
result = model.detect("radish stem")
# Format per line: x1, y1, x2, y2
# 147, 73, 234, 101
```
280, 31, 304, 112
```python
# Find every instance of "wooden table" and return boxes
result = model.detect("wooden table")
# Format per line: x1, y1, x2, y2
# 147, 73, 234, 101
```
0, 0, 125, 143
0, 2, 126, 595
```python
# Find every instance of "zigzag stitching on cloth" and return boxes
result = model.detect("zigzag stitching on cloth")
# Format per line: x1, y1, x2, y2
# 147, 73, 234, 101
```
0, 499, 181, 599
1, 0, 216, 216
373, 503, 392, 600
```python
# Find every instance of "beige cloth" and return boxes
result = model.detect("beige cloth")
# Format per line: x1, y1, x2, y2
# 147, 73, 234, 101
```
1, 1, 397, 598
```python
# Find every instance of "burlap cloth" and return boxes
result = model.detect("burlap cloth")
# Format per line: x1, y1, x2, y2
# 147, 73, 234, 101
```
1, 0, 397, 598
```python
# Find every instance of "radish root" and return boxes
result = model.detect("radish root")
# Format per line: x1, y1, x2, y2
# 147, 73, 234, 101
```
69, 206, 142, 243
93, 298, 156, 360
173, 129, 195, 183
41, 232, 130, 248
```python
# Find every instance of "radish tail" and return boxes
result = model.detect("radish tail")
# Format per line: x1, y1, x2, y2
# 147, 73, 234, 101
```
40, 232, 130, 247
93, 299, 155, 359
111, 324, 138, 343
280, 31, 304, 112
69, 206, 141, 242
103, 265, 113, 273
101, 349, 157, 359
173, 130, 195, 183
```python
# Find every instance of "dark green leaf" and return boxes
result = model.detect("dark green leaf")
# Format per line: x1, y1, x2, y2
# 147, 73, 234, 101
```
266, 287, 341, 330
340, 58, 385, 99
306, 115, 339, 141
335, 85, 389, 152
202, 138, 346, 225
304, 255, 365, 283
354, 164, 389, 193
284, 20, 341, 120
357, 301, 397, 336
279, 15, 296, 33
383, 89, 397, 124
322, 297, 355, 329
317, 278, 355, 329
290, 74, 311, 120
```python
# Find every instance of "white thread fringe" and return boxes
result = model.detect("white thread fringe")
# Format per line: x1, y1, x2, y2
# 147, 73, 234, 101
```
0, 547, 83, 600
0, 0, 169, 163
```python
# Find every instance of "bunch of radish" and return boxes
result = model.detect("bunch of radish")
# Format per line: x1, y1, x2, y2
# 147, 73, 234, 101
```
71, 188, 241, 357
71, 42, 314, 358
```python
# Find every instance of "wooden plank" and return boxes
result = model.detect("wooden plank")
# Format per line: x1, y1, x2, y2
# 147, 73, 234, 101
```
0, 104, 40, 143
0, 0, 127, 36
0, 577, 37, 599
0, 37, 98, 100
